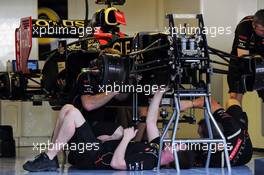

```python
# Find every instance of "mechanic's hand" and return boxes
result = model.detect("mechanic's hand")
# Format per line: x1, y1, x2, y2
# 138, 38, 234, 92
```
111, 126, 124, 140
192, 97, 205, 108
157, 86, 170, 94
123, 127, 138, 141
154, 87, 169, 97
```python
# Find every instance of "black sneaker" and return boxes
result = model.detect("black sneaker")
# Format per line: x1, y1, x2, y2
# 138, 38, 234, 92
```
23, 152, 59, 172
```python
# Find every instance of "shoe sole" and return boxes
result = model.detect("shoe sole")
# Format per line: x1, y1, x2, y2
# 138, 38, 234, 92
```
23, 165, 59, 172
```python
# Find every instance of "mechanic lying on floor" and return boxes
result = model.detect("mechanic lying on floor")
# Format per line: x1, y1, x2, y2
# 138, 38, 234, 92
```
23, 89, 174, 171
188, 97, 253, 167
23, 88, 253, 171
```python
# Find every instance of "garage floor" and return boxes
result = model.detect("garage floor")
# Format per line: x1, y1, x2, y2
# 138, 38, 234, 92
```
0, 147, 263, 175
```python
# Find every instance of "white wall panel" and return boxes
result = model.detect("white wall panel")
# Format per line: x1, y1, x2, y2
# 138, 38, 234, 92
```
258, 0, 264, 9
21, 102, 57, 137
0, 101, 21, 138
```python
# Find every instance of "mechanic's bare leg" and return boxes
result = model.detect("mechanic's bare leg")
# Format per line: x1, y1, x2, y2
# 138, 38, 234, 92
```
47, 106, 85, 160
52, 104, 76, 143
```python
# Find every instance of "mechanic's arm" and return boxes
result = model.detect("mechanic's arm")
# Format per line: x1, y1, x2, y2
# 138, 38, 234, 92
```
229, 48, 249, 102
235, 21, 250, 58
110, 127, 138, 170
134, 107, 148, 142
97, 126, 124, 142
146, 89, 166, 142
81, 92, 118, 111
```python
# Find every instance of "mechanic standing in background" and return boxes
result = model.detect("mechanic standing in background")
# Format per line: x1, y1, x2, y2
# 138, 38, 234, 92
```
228, 9, 264, 103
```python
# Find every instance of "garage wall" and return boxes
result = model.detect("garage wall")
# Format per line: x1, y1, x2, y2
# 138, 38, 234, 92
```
258, 0, 264, 9
258, 0, 264, 142
0, 0, 38, 71
258, 0, 264, 138
162, 0, 200, 27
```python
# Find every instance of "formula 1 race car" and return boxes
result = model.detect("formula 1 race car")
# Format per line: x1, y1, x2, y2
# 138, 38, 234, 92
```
1, 0, 263, 110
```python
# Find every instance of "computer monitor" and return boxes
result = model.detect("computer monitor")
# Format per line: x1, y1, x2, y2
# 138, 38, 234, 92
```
12, 60, 39, 72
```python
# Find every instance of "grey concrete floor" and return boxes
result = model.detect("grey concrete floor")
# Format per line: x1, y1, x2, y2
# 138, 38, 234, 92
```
0, 147, 263, 175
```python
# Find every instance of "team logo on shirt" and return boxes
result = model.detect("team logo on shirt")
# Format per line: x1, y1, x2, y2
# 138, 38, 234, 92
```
128, 161, 144, 170
238, 39, 247, 48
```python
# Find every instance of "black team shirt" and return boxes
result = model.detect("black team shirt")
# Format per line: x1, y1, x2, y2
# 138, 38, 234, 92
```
231, 16, 264, 57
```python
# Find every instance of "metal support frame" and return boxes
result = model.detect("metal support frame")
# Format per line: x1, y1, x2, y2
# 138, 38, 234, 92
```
157, 13, 231, 173
132, 92, 138, 121
157, 94, 231, 172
